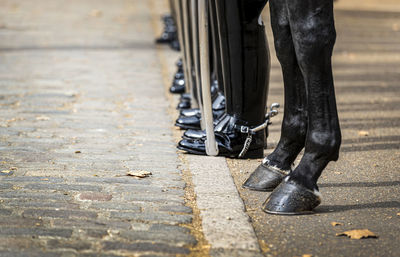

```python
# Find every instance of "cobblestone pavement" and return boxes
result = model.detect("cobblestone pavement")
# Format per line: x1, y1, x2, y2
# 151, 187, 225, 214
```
0, 0, 201, 256
227, 3, 400, 257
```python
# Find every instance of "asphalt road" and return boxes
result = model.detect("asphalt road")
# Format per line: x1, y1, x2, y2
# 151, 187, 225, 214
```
226, 4, 400, 257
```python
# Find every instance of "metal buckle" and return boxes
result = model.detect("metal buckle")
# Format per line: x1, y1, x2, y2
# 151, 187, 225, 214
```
238, 103, 280, 158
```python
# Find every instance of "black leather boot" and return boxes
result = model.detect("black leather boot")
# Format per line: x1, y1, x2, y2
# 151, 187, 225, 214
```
178, 115, 265, 159
177, 0, 270, 158
176, 89, 225, 130
155, 15, 180, 51
177, 98, 191, 110
180, 108, 200, 117
170, 59, 186, 94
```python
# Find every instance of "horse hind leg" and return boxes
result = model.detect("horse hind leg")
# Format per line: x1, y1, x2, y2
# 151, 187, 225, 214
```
262, 0, 341, 215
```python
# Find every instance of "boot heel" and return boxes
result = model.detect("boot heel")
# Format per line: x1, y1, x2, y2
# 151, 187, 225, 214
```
242, 148, 264, 159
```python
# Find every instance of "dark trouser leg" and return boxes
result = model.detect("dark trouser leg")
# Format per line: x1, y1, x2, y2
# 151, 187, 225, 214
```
209, 0, 224, 95
215, 0, 269, 126
177, 0, 270, 158
287, 0, 341, 191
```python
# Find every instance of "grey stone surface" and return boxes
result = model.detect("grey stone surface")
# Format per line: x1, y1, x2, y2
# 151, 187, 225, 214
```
210, 248, 265, 257
0, 228, 73, 238
110, 212, 192, 225
186, 156, 262, 254
0, 0, 196, 256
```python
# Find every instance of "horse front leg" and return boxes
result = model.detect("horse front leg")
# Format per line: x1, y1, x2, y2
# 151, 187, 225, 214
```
243, 0, 308, 191
263, 0, 341, 214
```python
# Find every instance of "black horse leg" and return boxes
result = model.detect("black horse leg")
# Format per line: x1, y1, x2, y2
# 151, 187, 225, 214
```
288, 0, 341, 189
263, 0, 341, 214
243, 0, 308, 191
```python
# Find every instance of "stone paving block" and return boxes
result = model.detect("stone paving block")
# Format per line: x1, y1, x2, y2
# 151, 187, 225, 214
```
0, 218, 44, 227
78, 192, 112, 201
46, 239, 92, 251
149, 224, 192, 235
119, 230, 197, 246
83, 229, 109, 239
123, 194, 185, 204
0, 209, 12, 216
24, 183, 103, 192
0, 184, 12, 190
52, 219, 132, 230
157, 205, 193, 214
75, 177, 151, 185
4, 201, 79, 209
80, 254, 125, 257
0, 227, 73, 238
22, 209, 98, 219
210, 248, 264, 257
88, 202, 141, 211
112, 184, 167, 193
110, 212, 192, 225
0, 237, 45, 251
0, 192, 72, 201
0, 251, 65, 257
1, 177, 64, 183
102, 241, 190, 255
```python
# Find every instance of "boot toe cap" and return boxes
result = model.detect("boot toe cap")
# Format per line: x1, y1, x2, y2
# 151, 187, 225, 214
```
183, 129, 206, 140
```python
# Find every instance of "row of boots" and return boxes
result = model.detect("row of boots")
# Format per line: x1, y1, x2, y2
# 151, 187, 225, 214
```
158, 0, 272, 160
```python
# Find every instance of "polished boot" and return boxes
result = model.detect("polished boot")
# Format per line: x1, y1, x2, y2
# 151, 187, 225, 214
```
178, 115, 265, 158
177, 97, 191, 110
176, 80, 225, 129
180, 108, 200, 117
178, 0, 270, 158
170, 59, 186, 94
155, 15, 180, 51
175, 108, 225, 130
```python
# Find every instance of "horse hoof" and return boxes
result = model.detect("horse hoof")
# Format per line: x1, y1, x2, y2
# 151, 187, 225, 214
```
262, 178, 321, 215
242, 159, 290, 192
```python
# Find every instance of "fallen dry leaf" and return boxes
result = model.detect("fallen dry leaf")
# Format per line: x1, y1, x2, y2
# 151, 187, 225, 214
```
397, 212, 400, 216
0, 170, 12, 175
36, 116, 50, 121
127, 170, 152, 178
90, 9, 103, 17
75, 150, 81, 154
336, 229, 378, 239
331, 222, 343, 227
358, 131, 369, 137
302, 255, 312, 257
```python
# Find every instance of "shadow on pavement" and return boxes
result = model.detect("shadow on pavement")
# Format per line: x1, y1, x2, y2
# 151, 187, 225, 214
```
319, 181, 400, 188
317, 200, 400, 213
